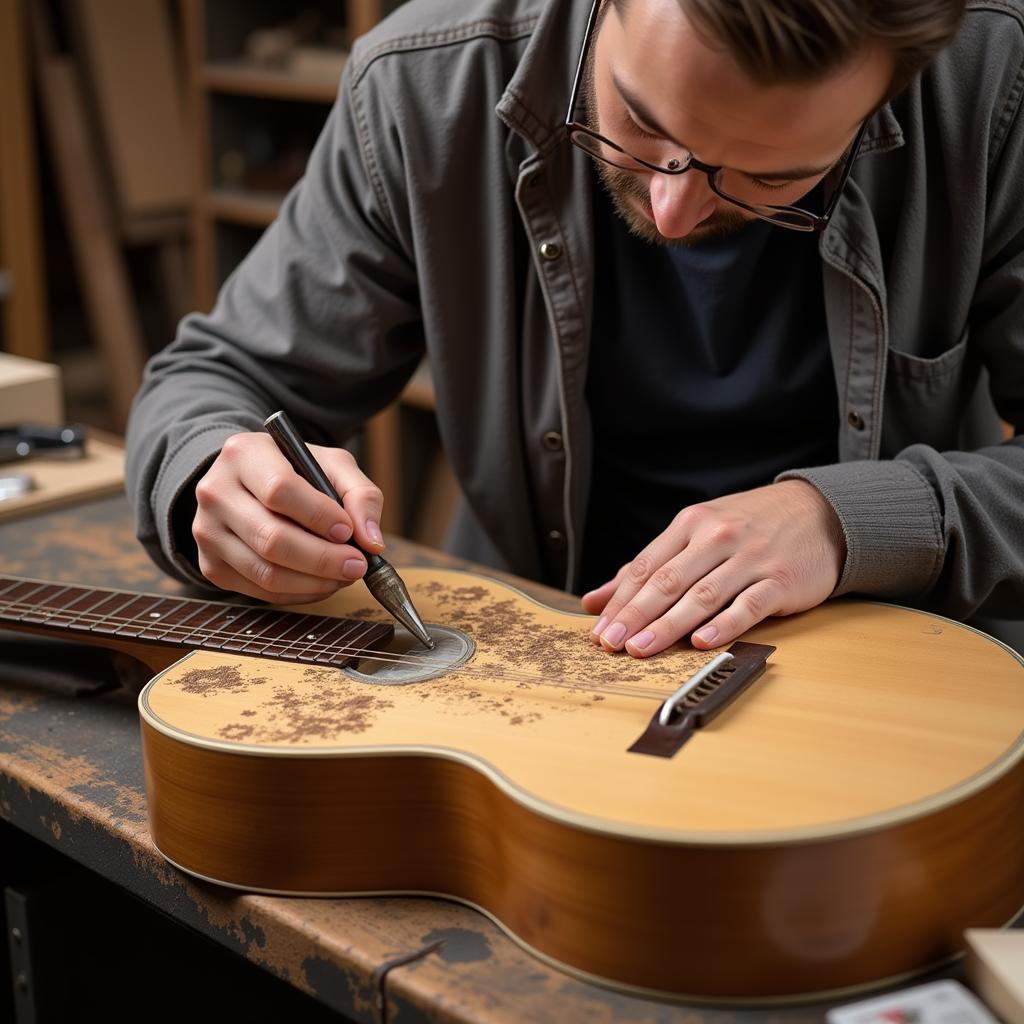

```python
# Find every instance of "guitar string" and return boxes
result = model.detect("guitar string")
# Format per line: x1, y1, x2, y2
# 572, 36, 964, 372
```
0, 586, 595, 675
0, 594, 681, 700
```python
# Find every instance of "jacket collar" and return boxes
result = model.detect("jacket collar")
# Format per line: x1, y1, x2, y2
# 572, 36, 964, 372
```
497, 0, 589, 157
860, 102, 904, 157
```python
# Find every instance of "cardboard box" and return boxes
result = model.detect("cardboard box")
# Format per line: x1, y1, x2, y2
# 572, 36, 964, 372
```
0, 352, 63, 425
966, 929, 1024, 1024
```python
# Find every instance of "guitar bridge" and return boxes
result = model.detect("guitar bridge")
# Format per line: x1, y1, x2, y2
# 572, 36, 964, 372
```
627, 641, 775, 758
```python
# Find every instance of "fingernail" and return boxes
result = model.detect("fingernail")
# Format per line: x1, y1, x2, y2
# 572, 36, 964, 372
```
342, 558, 366, 580
591, 615, 608, 637
365, 520, 383, 546
330, 523, 352, 543
694, 625, 719, 645
601, 622, 627, 649
627, 629, 655, 652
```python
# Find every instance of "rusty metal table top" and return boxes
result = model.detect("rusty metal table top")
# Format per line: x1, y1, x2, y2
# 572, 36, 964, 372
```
0, 494, 923, 1023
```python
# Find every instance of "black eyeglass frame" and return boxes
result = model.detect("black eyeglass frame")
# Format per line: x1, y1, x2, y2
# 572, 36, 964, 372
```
563, 0, 868, 233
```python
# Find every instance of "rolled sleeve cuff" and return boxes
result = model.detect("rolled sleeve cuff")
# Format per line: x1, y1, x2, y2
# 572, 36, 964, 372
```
152, 423, 243, 587
776, 460, 944, 600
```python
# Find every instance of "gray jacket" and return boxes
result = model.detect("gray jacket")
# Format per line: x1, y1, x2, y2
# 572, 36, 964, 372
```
127, 0, 1024, 623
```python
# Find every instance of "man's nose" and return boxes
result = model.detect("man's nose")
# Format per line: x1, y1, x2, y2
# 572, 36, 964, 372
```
648, 170, 716, 238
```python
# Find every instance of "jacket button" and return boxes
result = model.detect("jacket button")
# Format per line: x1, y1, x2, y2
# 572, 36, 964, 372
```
548, 529, 565, 547
542, 430, 563, 451
847, 410, 865, 430
539, 241, 562, 261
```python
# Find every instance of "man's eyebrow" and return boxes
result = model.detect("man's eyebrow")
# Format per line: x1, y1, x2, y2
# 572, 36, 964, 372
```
611, 73, 836, 181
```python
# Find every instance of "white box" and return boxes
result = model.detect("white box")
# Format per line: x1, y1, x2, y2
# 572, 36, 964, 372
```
0, 352, 63, 425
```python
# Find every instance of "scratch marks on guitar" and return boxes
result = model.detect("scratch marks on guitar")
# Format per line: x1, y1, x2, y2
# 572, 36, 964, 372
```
175, 664, 266, 695
164, 662, 397, 741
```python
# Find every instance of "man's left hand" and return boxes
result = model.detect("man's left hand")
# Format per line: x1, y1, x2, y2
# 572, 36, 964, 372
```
581, 480, 847, 657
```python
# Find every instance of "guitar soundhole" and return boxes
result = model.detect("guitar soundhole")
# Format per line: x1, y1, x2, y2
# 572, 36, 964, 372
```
343, 624, 475, 686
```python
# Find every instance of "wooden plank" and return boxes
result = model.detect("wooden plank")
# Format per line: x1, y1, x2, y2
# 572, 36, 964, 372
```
0, 437, 124, 522
364, 405, 403, 534
206, 187, 283, 227
181, 0, 217, 312
348, 0, 383, 40
0, 0, 50, 361
28, 5, 147, 430
70, 0, 190, 218
414, 445, 459, 548
201, 60, 339, 103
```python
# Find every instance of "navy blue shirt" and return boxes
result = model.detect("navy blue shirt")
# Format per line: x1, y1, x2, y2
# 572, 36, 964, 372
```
580, 182, 840, 594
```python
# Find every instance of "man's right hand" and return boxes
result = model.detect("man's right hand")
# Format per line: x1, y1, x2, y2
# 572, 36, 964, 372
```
191, 432, 386, 603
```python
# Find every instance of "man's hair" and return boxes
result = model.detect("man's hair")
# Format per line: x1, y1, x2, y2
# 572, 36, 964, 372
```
615, 0, 966, 97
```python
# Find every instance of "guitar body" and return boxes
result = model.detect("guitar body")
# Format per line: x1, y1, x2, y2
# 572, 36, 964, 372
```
137, 569, 1024, 1001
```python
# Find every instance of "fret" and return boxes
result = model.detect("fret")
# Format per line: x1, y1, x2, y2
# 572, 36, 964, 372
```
107, 596, 165, 638
61, 589, 120, 626
11, 583, 69, 623
314, 622, 378, 666
321, 622, 394, 666
180, 603, 236, 647
192, 605, 271, 650
150, 598, 221, 642
85, 591, 145, 633
16, 584, 78, 624
253, 614, 318, 658
279, 616, 335, 661
0, 577, 27, 603
0, 581, 52, 619
216, 609, 276, 651
234, 611, 298, 655
296, 617, 361, 662
136, 598, 201, 641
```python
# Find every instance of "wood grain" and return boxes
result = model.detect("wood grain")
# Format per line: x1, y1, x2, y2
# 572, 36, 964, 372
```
139, 570, 1024, 1000
0, 438, 124, 523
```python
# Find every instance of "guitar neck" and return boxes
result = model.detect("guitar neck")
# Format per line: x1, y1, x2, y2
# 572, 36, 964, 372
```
0, 575, 393, 669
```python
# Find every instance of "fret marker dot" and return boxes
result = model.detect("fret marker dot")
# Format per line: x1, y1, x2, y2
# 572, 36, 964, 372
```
149, 612, 161, 618
245, 630, 254, 635
306, 634, 318, 641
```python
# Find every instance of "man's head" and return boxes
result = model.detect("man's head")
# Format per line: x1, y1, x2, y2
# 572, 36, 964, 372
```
579, 0, 965, 245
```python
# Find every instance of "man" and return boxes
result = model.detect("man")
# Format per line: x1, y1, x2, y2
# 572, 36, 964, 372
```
126, 0, 1024, 658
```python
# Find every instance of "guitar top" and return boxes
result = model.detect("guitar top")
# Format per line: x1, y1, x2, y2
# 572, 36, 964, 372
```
139, 568, 1024, 841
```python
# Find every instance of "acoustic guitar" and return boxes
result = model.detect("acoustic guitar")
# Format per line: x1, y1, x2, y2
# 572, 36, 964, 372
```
2, 569, 1023, 1002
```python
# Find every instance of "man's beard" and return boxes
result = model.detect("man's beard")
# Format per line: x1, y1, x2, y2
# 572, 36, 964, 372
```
594, 161, 750, 247
581, 33, 751, 248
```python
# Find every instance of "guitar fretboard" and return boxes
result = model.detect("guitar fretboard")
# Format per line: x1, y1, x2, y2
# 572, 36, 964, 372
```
0, 576, 393, 668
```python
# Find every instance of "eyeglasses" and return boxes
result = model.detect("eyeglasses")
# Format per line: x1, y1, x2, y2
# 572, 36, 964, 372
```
563, 0, 866, 233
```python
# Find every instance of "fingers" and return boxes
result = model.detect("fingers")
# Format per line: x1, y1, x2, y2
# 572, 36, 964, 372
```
226, 434, 386, 550
626, 577, 784, 657
590, 535, 719, 652
586, 483, 845, 658
193, 432, 386, 602
313, 443, 385, 554
587, 518, 697, 641
196, 524, 347, 604
687, 580, 783, 650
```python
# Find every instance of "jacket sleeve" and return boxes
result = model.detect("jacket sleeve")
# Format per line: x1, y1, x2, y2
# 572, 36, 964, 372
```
125, 61, 423, 586
779, 44, 1024, 622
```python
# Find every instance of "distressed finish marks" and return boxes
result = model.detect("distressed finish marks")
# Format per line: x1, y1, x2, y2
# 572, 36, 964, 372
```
140, 569, 1024, 1001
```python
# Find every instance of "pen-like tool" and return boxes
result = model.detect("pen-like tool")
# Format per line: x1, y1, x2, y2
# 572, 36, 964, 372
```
264, 410, 435, 650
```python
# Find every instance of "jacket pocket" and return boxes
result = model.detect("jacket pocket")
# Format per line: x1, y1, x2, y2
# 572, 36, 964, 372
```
881, 332, 978, 453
